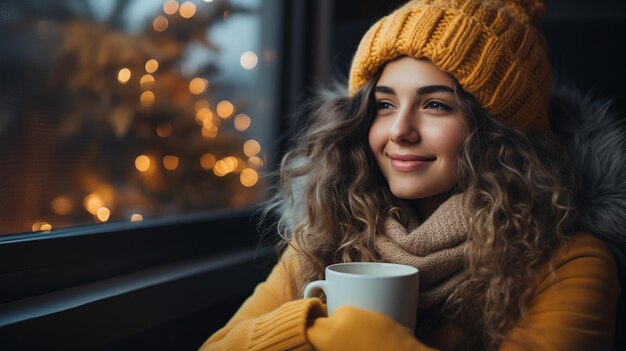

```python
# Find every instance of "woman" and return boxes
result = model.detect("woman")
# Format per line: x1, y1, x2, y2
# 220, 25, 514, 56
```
201, 0, 622, 350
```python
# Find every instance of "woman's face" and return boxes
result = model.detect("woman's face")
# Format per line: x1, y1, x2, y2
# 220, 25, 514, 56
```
369, 56, 467, 201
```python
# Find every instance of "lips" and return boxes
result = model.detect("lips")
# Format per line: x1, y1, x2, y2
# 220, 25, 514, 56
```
388, 153, 436, 172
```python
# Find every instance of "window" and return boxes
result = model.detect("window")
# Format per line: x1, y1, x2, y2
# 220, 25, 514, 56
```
0, 0, 282, 236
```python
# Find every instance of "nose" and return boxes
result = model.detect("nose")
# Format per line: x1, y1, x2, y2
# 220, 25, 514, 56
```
389, 108, 420, 144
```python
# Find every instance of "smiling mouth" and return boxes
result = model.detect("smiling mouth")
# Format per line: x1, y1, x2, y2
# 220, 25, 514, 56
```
388, 154, 436, 172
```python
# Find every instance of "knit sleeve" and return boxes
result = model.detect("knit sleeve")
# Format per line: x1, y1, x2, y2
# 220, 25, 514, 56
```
500, 233, 621, 350
198, 247, 325, 351
307, 306, 439, 351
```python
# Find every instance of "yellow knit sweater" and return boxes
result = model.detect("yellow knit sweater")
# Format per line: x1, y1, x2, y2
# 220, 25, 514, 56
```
199, 233, 620, 351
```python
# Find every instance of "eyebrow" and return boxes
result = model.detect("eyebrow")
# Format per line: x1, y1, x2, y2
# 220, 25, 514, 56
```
374, 85, 454, 95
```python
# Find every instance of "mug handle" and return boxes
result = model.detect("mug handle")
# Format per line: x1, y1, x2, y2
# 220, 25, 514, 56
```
303, 280, 327, 298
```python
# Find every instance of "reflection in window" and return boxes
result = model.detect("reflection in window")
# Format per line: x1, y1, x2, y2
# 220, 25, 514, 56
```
0, 0, 281, 235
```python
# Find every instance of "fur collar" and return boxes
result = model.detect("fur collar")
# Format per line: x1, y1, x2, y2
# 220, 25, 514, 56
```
550, 83, 626, 267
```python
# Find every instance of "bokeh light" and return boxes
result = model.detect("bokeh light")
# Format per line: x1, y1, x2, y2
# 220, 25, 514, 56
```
216, 100, 234, 118
97, 207, 111, 222
189, 77, 208, 95
247, 156, 263, 169
223, 156, 238, 173
196, 107, 213, 125
153, 16, 168, 32
243, 139, 261, 157
163, 0, 179, 15
32, 220, 52, 232
163, 155, 179, 170
145, 59, 159, 73
202, 124, 218, 139
135, 155, 151, 172
234, 113, 251, 131
140, 74, 155, 89
84, 193, 104, 215
235, 157, 246, 172
240, 168, 258, 187
156, 123, 173, 138
117, 68, 131, 84
140, 91, 155, 107
240, 50, 258, 70
200, 153, 216, 170
131, 214, 144, 222
179, 1, 197, 18
213, 160, 228, 176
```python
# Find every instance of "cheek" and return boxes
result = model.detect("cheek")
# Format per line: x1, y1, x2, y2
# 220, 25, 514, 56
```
425, 121, 466, 155
368, 119, 389, 152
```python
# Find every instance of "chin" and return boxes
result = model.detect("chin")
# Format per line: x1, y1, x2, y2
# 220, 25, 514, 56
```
389, 186, 432, 200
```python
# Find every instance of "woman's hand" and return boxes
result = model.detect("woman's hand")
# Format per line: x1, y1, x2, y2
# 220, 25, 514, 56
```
306, 305, 437, 351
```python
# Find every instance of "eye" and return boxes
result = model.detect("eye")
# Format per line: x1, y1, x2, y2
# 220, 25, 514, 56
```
424, 100, 452, 112
376, 101, 395, 111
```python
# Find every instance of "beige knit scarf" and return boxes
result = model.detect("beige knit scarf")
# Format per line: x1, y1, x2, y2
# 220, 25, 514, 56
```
376, 193, 468, 308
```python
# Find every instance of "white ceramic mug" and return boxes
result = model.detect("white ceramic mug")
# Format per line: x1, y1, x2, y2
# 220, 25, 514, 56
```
303, 262, 419, 332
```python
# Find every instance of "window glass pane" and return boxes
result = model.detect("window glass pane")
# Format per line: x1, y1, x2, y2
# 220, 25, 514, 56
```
0, 0, 281, 235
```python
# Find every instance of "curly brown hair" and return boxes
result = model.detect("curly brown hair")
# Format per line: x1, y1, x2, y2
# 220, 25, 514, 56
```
264, 66, 575, 350
446, 80, 576, 350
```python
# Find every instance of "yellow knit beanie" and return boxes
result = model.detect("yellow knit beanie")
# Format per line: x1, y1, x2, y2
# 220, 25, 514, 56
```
348, 0, 552, 134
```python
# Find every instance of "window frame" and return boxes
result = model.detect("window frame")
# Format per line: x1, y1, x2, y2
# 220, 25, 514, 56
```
0, 0, 333, 348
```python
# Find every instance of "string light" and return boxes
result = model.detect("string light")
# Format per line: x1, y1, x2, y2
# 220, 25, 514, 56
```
202, 124, 218, 139
179, 1, 197, 18
117, 68, 131, 84
140, 91, 155, 107
213, 160, 228, 176
240, 51, 258, 70
135, 155, 151, 172
32, 220, 52, 232
243, 139, 261, 157
189, 77, 208, 95
84, 193, 104, 215
97, 207, 111, 222
202, 116, 214, 129
247, 156, 263, 168
240, 168, 258, 187
156, 123, 173, 137
153, 16, 168, 32
163, 155, 179, 170
235, 157, 246, 172
140, 74, 155, 89
223, 156, 238, 172
145, 59, 159, 73
163, 0, 179, 15
196, 107, 213, 125
216, 100, 234, 118
131, 214, 144, 222
234, 113, 251, 131
200, 153, 216, 170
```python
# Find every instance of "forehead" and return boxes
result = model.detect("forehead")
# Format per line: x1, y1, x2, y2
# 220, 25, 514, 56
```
376, 57, 454, 89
